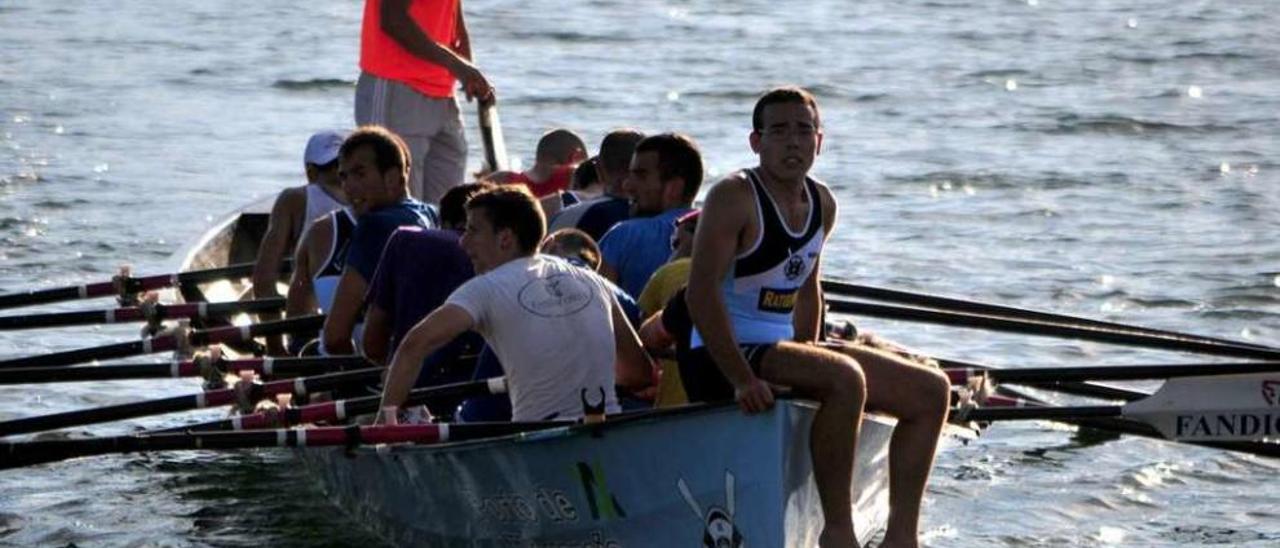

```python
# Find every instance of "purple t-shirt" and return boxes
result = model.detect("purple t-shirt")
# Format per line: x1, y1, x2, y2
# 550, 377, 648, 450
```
367, 227, 478, 385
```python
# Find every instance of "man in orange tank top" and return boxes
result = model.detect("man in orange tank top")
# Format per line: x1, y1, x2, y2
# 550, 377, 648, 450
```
356, 0, 494, 204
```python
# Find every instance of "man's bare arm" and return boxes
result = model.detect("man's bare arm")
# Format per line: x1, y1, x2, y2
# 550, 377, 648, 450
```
612, 298, 655, 390
638, 312, 674, 354
362, 303, 393, 365
793, 184, 839, 342
381, 0, 491, 101
252, 187, 305, 299
320, 269, 368, 355
377, 304, 474, 414
685, 177, 773, 412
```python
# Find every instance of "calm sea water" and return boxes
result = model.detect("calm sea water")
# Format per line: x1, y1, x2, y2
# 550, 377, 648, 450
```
2, 0, 1278, 546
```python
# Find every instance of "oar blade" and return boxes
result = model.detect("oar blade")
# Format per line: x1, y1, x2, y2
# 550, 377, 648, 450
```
1124, 373, 1280, 443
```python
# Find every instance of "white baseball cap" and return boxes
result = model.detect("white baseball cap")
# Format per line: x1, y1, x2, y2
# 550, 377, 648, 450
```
304, 130, 346, 166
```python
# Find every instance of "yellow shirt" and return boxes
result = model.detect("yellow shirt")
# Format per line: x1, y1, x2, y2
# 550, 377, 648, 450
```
636, 257, 691, 407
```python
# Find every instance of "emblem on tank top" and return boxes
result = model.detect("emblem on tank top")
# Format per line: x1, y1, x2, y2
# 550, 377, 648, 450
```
518, 274, 595, 317
784, 253, 806, 280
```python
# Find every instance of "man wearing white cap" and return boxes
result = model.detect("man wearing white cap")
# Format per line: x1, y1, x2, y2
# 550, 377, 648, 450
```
252, 130, 350, 353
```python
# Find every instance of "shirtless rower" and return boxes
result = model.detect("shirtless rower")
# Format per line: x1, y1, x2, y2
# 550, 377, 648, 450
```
684, 87, 950, 547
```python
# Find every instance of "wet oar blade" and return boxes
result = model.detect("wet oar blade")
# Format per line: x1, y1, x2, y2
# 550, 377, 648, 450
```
967, 373, 1280, 444
1124, 373, 1280, 443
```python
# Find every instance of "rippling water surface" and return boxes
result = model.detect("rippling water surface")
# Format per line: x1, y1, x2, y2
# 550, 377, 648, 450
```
2, 0, 1278, 546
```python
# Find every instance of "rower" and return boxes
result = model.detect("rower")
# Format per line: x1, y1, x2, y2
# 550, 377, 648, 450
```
252, 130, 349, 354
549, 129, 645, 242
321, 126, 441, 356
683, 87, 950, 548
376, 186, 653, 423
486, 128, 587, 199
282, 205, 357, 355
362, 183, 491, 414
598, 133, 702, 299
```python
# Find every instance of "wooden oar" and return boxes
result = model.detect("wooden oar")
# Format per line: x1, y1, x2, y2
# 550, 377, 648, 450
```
823, 280, 1277, 352
947, 361, 1280, 385
0, 298, 285, 331
0, 355, 370, 385
152, 377, 508, 433
0, 261, 289, 310
826, 299, 1280, 360
477, 95, 509, 173
0, 314, 324, 369
0, 420, 570, 471
964, 372, 1280, 444
0, 367, 383, 437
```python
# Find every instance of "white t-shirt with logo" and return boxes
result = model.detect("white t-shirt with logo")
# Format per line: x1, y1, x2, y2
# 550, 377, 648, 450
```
446, 255, 621, 421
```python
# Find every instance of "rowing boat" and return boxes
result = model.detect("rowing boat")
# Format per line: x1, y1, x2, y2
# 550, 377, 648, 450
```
176, 199, 908, 545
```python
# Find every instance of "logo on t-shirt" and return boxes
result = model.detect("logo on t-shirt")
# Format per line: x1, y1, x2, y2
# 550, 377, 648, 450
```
518, 274, 596, 317
783, 254, 806, 280
757, 287, 798, 313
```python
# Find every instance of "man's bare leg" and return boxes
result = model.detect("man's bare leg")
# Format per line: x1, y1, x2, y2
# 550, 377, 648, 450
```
757, 341, 867, 547
831, 342, 950, 548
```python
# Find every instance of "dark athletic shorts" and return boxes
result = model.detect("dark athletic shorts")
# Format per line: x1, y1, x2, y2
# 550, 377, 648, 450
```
678, 343, 778, 402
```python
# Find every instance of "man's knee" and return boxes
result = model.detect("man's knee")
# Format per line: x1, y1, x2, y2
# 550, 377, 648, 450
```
917, 367, 951, 417
823, 352, 866, 403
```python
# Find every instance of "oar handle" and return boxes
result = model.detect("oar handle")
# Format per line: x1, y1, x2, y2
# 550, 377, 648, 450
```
170, 377, 507, 433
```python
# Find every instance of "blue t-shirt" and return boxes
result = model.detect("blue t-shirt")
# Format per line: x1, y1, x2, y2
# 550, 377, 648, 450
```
548, 195, 631, 243
346, 199, 439, 281
599, 207, 690, 298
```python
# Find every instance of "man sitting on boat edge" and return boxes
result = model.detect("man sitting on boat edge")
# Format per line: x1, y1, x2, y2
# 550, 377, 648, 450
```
377, 186, 654, 422
684, 87, 951, 548
321, 126, 441, 356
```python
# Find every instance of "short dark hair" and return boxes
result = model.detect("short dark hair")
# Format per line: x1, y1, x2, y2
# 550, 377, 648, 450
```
465, 186, 546, 254
340, 125, 410, 175
634, 133, 703, 202
751, 86, 821, 132
597, 129, 645, 179
572, 157, 600, 190
535, 128, 587, 165
439, 182, 495, 230
541, 228, 601, 270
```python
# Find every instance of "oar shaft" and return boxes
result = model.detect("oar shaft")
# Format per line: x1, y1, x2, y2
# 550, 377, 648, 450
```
0, 298, 286, 331
1, 421, 566, 470
0, 367, 383, 437
0, 355, 370, 385
828, 299, 1280, 360
964, 405, 1123, 421
947, 361, 1280, 385
823, 280, 1276, 351
0, 339, 163, 369
0, 314, 325, 369
170, 377, 505, 433
0, 261, 281, 310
